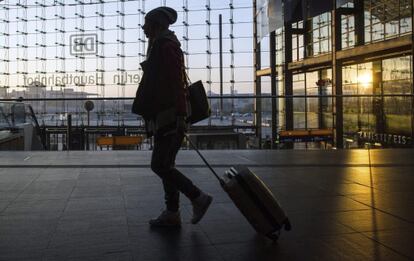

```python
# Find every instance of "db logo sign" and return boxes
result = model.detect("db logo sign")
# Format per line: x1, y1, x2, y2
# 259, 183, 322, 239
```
70, 34, 98, 56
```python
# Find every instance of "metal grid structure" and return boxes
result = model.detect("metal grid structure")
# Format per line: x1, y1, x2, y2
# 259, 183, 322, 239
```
0, 0, 254, 126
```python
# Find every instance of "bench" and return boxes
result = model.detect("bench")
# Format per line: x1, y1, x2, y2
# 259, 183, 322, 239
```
96, 135, 144, 150
279, 129, 333, 143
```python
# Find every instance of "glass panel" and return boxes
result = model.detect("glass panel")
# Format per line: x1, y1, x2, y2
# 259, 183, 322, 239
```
382, 56, 413, 143
293, 73, 306, 129
320, 69, 333, 129
307, 12, 332, 57
306, 71, 319, 129
342, 62, 376, 147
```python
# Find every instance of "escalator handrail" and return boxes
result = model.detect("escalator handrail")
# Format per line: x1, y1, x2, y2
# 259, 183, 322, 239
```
27, 105, 47, 150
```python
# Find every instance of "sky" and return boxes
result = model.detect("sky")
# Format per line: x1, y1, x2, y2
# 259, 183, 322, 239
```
0, 0, 265, 98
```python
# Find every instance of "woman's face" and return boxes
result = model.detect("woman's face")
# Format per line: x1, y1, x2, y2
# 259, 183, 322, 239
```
142, 19, 158, 39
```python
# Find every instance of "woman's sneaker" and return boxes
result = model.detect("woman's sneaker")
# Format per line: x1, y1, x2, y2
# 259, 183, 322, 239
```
191, 192, 213, 224
149, 210, 182, 227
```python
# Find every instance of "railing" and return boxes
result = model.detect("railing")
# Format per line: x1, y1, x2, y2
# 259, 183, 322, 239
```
1, 94, 414, 101
0, 93, 413, 150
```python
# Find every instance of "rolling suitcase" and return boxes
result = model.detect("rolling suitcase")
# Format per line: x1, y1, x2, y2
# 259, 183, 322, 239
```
186, 135, 291, 241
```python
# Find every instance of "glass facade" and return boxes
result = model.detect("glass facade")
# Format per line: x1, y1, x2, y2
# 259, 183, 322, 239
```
0, 1, 255, 125
285, 56, 412, 148
270, 0, 413, 148
342, 56, 413, 147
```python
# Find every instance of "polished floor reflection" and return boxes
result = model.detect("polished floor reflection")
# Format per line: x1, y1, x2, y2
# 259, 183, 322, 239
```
0, 149, 413, 260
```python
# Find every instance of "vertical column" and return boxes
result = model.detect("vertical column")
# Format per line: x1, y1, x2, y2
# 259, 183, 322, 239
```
40, 1, 47, 116
253, 0, 262, 148
284, 23, 293, 132
219, 14, 223, 119
60, 2, 66, 119
117, 0, 126, 126
16, 1, 29, 93
95, 2, 100, 127
54, 2, 64, 119
373, 61, 385, 135
96, 1, 105, 126
411, 0, 414, 147
270, 31, 277, 149
79, 1, 84, 125
206, 0, 212, 124
138, 0, 146, 63
229, 0, 235, 124
16, 3, 20, 91
35, 1, 40, 115
23, 0, 28, 92
137, 0, 146, 129
332, 1, 344, 148
121, 0, 126, 125
303, 2, 311, 58
354, 0, 365, 46
182, 0, 189, 70
2, 2, 10, 96
77, 0, 84, 125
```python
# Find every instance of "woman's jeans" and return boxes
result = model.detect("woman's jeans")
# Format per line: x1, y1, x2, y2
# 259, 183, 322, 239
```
151, 131, 200, 212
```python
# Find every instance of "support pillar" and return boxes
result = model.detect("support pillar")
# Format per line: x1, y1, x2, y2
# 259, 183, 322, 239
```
354, 0, 365, 46
284, 23, 293, 132
253, 0, 262, 148
412, 0, 414, 147
332, 1, 344, 148
270, 31, 278, 149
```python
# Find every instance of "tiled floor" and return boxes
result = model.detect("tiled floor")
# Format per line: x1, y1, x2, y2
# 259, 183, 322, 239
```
0, 149, 413, 260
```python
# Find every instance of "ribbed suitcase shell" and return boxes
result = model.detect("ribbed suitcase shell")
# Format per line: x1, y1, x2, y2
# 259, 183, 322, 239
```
185, 134, 291, 241
221, 166, 291, 240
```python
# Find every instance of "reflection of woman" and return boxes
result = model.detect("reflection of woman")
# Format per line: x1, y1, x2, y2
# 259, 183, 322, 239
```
132, 7, 212, 227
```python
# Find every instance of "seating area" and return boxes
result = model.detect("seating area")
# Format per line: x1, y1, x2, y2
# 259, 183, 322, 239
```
96, 136, 144, 150
0, 149, 413, 260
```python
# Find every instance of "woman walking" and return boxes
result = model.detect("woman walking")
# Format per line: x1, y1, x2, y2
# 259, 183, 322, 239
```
132, 6, 213, 227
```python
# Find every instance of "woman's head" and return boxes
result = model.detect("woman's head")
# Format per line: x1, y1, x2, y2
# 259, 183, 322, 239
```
142, 7, 177, 39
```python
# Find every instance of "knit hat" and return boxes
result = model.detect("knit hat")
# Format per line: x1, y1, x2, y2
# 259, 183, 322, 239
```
145, 7, 177, 27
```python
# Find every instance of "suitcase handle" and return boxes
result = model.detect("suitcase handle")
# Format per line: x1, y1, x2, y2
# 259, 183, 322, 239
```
185, 134, 225, 186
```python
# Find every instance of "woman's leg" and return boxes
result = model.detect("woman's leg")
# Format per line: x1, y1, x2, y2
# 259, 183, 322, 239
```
151, 132, 200, 209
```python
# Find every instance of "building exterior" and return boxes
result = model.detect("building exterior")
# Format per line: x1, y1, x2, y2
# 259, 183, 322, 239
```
255, 0, 414, 148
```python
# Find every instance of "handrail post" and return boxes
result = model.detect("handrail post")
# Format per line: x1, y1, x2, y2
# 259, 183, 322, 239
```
67, 114, 72, 151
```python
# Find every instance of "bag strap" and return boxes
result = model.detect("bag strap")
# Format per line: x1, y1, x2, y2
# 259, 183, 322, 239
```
181, 54, 191, 87
184, 69, 191, 86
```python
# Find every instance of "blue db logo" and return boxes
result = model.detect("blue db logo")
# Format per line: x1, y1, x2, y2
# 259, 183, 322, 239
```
70, 34, 98, 56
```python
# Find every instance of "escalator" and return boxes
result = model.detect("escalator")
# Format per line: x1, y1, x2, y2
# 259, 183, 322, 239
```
0, 102, 46, 150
